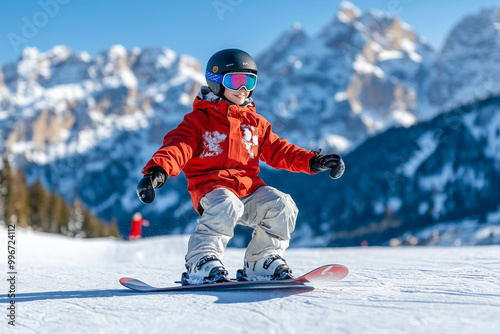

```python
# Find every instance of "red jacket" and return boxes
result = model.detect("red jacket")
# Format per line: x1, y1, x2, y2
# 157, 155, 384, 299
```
142, 92, 317, 213
129, 217, 145, 237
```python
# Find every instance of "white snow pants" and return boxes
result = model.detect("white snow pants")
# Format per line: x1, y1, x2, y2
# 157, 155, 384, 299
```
185, 186, 298, 265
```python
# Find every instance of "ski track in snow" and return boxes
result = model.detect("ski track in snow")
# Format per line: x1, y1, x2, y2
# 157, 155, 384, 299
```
1, 228, 499, 334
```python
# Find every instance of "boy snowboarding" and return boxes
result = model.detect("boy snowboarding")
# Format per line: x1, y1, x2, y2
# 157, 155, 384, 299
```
137, 49, 345, 284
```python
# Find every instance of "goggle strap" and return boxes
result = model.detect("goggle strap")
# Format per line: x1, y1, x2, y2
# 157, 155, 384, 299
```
205, 71, 223, 84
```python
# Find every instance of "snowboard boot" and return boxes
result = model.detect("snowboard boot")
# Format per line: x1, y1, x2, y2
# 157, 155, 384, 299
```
238, 254, 294, 281
181, 255, 230, 285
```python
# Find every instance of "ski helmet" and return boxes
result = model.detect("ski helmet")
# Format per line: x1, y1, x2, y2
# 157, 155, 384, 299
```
205, 49, 258, 97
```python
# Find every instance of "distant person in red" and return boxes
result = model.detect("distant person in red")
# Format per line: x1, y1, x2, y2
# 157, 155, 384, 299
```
129, 212, 149, 240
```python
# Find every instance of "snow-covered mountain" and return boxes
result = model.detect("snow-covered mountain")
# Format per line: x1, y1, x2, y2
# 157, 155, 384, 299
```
0, 45, 204, 234
427, 6, 500, 110
254, 2, 435, 152
0, 44, 203, 161
1, 2, 499, 244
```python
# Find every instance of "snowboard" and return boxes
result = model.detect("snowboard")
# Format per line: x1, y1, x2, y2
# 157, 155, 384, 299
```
119, 264, 348, 292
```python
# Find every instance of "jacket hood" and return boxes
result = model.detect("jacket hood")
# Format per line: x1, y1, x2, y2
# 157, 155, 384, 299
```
196, 86, 220, 103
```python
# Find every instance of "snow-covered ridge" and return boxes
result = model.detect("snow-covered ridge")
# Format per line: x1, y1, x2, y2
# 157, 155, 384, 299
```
0, 44, 204, 165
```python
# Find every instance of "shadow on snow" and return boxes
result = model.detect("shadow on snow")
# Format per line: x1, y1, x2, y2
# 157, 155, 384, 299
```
0, 286, 314, 304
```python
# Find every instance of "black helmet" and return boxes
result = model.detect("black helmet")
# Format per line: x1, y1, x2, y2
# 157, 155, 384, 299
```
205, 49, 258, 97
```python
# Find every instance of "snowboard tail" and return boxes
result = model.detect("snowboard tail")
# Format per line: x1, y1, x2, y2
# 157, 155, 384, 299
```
119, 264, 348, 292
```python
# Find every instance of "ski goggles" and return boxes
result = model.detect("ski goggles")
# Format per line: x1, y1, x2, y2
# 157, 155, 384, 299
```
205, 71, 257, 91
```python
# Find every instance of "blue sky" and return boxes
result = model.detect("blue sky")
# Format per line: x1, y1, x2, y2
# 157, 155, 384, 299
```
1, 0, 498, 66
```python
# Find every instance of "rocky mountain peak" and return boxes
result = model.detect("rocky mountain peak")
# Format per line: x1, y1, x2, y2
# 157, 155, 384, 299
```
255, 2, 435, 153
336, 1, 361, 24
442, 6, 500, 54
428, 6, 500, 108
255, 22, 309, 75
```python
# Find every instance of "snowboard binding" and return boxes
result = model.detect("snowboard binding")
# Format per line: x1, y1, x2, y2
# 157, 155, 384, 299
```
181, 255, 231, 285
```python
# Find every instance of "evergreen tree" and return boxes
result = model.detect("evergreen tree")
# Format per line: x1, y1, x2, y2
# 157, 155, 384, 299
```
68, 200, 86, 237
0, 158, 8, 225
106, 218, 120, 238
29, 179, 49, 231
12, 169, 31, 228
0, 161, 31, 228
47, 189, 69, 233
82, 208, 100, 238
0, 159, 120, 239
58, 196, 71, 235
2, 158, 17, 226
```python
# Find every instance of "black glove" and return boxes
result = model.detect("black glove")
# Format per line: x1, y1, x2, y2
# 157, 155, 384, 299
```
309, 152, 345, 179
136, 167, 167, 204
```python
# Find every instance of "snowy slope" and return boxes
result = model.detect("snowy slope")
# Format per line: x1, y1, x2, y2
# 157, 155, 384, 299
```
1, 227, 499, 333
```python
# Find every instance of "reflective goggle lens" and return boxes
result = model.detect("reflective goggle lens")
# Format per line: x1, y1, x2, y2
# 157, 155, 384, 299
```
223, 73, 257, 91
